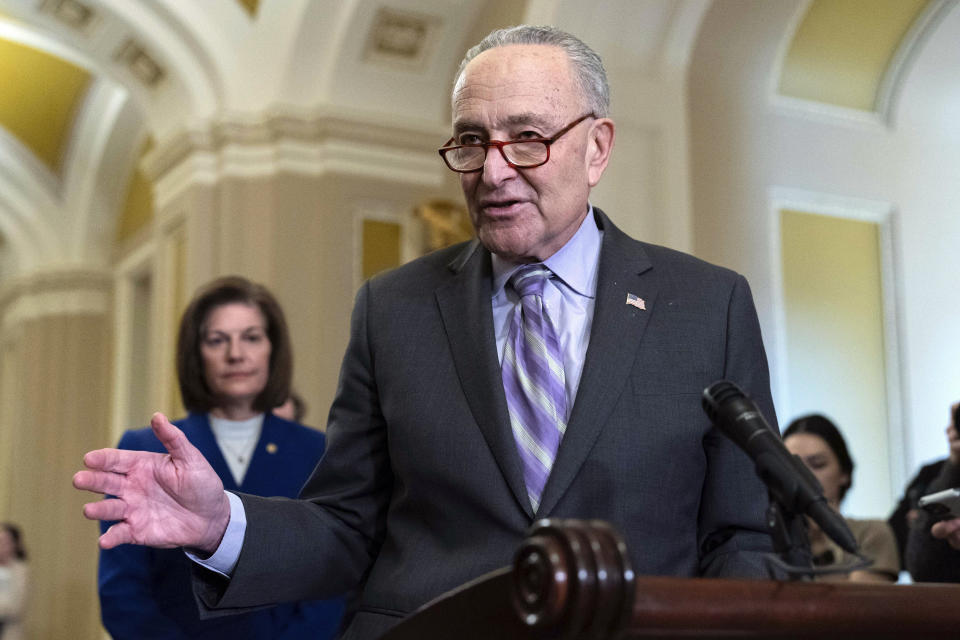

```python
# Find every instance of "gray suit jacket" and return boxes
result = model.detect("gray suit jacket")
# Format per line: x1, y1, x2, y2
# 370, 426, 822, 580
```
195, 209, 779, 639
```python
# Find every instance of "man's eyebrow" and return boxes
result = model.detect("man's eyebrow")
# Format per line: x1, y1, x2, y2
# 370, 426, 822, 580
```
504, 113, 553, 128
452, 120, 481, 135
452, 113, 555, 135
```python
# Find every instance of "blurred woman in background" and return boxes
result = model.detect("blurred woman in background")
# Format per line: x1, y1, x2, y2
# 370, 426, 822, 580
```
783, 414, 899, 582
98, 275, 344, 639
0, 522, 28, 640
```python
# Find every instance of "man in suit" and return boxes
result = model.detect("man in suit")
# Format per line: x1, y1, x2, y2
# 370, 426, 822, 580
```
75, 26, 779, 639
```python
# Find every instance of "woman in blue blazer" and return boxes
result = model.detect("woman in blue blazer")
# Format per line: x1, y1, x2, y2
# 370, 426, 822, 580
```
98, 276, 344, 639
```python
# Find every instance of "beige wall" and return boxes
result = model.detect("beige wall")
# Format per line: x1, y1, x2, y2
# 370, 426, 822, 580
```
780, 210, 891, 515
111, 113, 460, 436
0, 274, 112, 639
688, 0, 960, 512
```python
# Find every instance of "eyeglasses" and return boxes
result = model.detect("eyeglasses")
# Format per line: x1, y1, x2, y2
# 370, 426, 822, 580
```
438, 113, 595, 173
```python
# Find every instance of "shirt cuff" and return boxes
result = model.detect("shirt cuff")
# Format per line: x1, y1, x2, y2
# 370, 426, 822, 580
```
185, 491, 246, 577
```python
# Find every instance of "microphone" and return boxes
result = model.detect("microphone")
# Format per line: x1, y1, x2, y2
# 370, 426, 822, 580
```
702, 380, 858, 555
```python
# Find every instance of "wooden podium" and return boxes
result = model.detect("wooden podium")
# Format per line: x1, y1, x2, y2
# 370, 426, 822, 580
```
381, 519, 960, 639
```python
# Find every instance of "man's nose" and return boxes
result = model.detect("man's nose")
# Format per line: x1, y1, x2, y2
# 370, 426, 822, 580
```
480, 145, 517, 185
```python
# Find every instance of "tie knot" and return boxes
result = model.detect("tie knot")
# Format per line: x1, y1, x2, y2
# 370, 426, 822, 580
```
509, 264, 551, 298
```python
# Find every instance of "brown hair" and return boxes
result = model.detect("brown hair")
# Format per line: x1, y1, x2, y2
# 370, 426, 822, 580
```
783, 414, 854, 502
287, 390, 307, 423
1, 522, 26, 560
176, 275, 292, 414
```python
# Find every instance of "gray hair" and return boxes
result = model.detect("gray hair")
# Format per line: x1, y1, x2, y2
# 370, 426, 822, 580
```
453, 25, 610, 118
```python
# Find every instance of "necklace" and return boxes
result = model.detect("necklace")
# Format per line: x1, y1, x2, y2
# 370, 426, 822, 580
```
210, 414, 264, 469
218, 433, 259, 464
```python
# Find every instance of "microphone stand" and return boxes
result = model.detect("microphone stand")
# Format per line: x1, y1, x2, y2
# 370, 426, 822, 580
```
755, 450, 872, 580
701, 381, 871, 578
765, 494, 815, 580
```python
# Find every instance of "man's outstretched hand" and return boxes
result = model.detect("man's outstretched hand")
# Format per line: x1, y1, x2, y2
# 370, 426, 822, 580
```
73, 412, 231, 554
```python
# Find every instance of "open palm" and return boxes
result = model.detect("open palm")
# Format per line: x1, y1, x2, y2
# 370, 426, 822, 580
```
74, 412, 231, 553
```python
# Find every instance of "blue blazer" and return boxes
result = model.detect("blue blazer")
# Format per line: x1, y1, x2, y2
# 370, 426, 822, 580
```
98, 412, 345, 639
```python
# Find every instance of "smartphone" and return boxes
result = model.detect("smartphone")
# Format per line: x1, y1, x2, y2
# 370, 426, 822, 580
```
919, 488, 960, 519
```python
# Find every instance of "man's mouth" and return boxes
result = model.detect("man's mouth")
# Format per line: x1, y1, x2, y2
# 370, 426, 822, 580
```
480, 199, 524, 216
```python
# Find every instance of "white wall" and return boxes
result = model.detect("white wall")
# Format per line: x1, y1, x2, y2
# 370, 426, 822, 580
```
689, 0, 960, 516
890, 2, 960, 477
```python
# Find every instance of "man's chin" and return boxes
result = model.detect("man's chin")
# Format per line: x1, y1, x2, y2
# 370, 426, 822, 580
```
478, 231, 536, 262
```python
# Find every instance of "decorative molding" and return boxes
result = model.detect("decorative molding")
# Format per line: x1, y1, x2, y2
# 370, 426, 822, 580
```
114, 233, 156, 280
876, 0, 958, 127
38, 0, 98, 33
0, 268, 111, 331
0, 130, 62, 273
0, 74, 137, 277
0, 1, 104, 82
148, 150, 218, 214
0, 124, 60, 199
351, 198, 406, 290
415, 199, 471, 252
113, 37, 166, 87
768, 0, 957, 129
111, 238, 155, 442
144, 106, 448, 174
363, 7, 441, 70
769, 94, 887, 132
766, 0, 888, 129
143, 107, 450, 210
767, 0, 812, 106
768, 186, 895, 222
766, 185, 906, 497
2, 0, 220, 136
62, 76, 136, 265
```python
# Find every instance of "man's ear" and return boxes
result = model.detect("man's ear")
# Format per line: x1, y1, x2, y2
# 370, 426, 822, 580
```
586, 118, 615, 187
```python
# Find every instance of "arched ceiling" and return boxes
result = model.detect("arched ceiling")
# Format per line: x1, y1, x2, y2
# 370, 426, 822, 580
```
896, 0, 960, 141
0, 37, 89, 172
779, 0, 934, 112
0, 0, 705, 190
0, 0, 951, 186
0, 0, 955, 280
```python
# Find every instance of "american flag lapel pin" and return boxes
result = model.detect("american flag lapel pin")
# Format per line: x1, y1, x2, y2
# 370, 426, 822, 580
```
626, 293, 646, 310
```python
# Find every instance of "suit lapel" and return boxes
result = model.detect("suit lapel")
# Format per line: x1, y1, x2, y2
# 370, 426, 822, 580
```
435, 240, 534, 518
537, 210, 656, 516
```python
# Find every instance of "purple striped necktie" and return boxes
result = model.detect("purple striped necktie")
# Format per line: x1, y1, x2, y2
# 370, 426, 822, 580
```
502, 264, 568, 511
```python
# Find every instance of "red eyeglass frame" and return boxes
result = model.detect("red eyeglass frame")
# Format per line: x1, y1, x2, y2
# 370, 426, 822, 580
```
438, 113, 596, 173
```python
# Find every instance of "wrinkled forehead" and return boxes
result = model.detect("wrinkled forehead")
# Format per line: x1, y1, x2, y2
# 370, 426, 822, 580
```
452, 44, 581, 128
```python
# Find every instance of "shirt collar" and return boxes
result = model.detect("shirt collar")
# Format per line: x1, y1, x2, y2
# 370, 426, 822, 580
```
491, 205, 601, 297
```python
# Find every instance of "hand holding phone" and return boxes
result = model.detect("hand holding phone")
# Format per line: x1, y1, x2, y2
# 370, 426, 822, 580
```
919, 488, 960, 520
